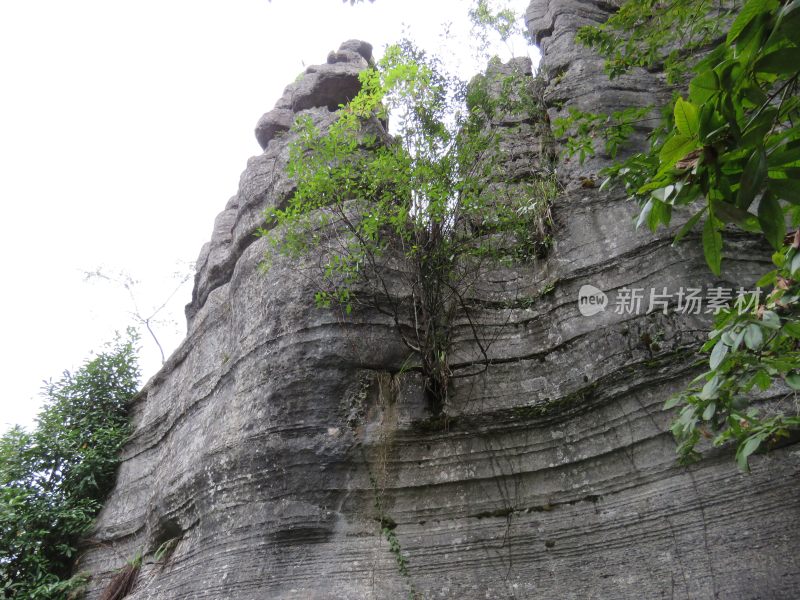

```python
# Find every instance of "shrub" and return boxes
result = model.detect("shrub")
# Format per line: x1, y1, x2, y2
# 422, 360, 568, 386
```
0, 332, 140, 598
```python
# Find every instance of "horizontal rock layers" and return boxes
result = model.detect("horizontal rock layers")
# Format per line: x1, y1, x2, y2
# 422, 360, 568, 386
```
78, 9, 799, 599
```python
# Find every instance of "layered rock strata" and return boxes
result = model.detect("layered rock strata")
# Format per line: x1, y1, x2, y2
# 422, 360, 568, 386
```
78, 9, 799, 599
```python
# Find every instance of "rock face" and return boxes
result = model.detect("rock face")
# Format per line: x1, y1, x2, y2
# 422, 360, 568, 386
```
79, 12, 799, 600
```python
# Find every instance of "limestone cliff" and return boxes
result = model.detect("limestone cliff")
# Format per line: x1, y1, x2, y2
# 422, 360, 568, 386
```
79, 5, 799, 599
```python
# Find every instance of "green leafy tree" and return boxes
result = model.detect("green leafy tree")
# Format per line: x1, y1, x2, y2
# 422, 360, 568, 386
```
260, 40, 555, 413
575, 0, 800, 468
0, 333, 140, 598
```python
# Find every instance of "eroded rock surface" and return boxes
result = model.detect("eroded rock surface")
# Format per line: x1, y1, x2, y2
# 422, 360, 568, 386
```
79, 12, 799, 600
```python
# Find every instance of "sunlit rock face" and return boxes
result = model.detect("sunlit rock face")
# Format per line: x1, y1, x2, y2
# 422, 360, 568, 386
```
79, 10, 799, 599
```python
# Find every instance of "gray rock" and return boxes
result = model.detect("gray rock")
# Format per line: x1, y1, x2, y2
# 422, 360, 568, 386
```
527, 0, 668, 186
254, 108, 294, 150
339, 39, 373, 62
187, 42, 379, 329
81, 23, 800, 600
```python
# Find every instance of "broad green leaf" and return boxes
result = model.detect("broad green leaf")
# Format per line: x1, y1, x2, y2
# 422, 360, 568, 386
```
672, 207, 707, 245
647, 199, 672, 231
702, 402, 717, 420
727, 0, 769, 44
712, 200, 761, 232
753, 369, 772, 390
762, 310, 781, 329
757, 193, 785, 249
756, 269, 777, 287
689, 70, 719, 105
703, 217, 723, 276
733, 327, 747, 350
736, 434, 763, 471
775, 0, 800, 44
774, 0, 800, 31
767, 177, 800, 204
741, 83, 769, 108
636, 198, 654, 229
637, 177, 674, 194
742, 108, 778, 147
659, 134, 699, 170
674, 97, 700, 138
738, 149, 767, 210
700, 374, 721, 400
784, 320, 800, 338
786, 373, 800, 389
768, 138, 800, 167
745, 323, 764, 349
754, 48, 800, 74
664, 396, 683, 410
709, 339, 729, 370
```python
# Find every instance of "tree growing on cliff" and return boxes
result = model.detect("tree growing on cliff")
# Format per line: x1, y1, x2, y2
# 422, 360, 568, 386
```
259, 40, 555, 414
0, 333, 140, 598
573, 0, 800, 468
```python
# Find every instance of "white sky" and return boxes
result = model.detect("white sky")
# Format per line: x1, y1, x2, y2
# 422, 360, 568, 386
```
0, 0, 537, 432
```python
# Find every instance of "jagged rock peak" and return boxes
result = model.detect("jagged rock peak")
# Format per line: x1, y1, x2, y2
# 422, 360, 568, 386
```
255, 39, 373, 150
185, 41, 377, 328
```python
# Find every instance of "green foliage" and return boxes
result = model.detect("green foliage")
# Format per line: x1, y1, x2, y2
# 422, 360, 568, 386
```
553, 106, 653, 162
468, 0, 526, 55
579, 0, 800, 468
0, 333, 140, 598
576, 0, 739, 84
260, 40, 555, 411
667, 251, 800, 468
368, 472, 417, 599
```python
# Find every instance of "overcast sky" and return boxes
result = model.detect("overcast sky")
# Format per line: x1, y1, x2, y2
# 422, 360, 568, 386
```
0, 0, 536, 432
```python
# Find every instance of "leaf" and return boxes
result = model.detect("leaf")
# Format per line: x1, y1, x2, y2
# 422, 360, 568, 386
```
742, 108, 778, 147
783, 320, 800, 340
775, 0, 800, 44
767, 177, 800, 205
664, 396, 683, 410
727, 0, 769, 44
689, 70, 719, 105
736, 435, 763, 471
744, 323, 764, 349
738, 148, 767, 210
753, 369, 772, 390
709, 339, 729, 370
754, 48, 800, 74
647, 199, 672, 231
674, 97, 700, 138
768, 138, 800, 167
786, 373, 800, 390
700, 374, 721, 400
702, 402, 717, 420
703, 217, 723, 276
741, 83, 769, 108
712, 200, 761, 232
672, 207, 706, 245
758, 193, 785, 250
761, 310, 781, 329
756, 269, 777, 287
659, 134, 700, 170
636, 198, 654, 229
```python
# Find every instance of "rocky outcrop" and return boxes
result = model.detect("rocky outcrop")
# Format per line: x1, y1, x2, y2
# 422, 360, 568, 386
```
186, 41, 375, 327
526, 0, 669, 185
79, 10, 799, 600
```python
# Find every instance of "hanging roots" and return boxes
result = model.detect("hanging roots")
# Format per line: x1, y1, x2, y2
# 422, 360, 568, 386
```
99, 561, 140, 600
